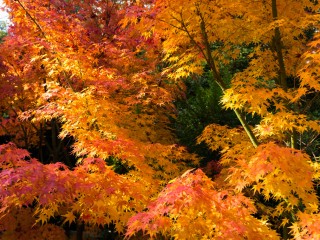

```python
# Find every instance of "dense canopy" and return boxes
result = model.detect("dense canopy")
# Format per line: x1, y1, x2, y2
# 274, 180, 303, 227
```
0, 0, 320, 239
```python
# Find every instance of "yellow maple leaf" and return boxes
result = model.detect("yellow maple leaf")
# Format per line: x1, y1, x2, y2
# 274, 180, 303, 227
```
252, 182, 263, 194
62, 211, 76, 225
280, 218, 289, 228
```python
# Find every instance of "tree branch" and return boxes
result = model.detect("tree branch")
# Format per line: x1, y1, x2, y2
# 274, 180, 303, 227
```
195, 6, 259, 148
15, 0, 46, 38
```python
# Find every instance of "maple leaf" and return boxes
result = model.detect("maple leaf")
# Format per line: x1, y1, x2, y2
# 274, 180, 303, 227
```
36, 212, 49, 225
280, 218, 290, 228
62, 211, 76, 225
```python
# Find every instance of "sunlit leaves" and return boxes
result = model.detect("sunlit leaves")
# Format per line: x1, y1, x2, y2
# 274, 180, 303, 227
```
1, 0, 320, 239
299, 32, 320, 92
255, 112, 320, 140
222, 142, 320, 212
293, 212, 320, 239
197, 123, 250, 152
127, 169, 279, 239
0, 143, 150, 232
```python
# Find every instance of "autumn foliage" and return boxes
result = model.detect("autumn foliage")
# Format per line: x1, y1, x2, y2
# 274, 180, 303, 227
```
0, 0, 320, 239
